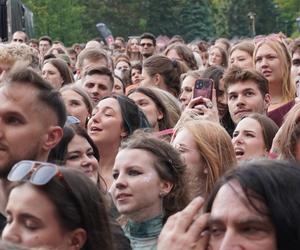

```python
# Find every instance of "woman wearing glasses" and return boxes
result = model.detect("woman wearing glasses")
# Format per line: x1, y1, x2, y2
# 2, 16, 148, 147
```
2, 162, 114, 250
254, 37, 296, 126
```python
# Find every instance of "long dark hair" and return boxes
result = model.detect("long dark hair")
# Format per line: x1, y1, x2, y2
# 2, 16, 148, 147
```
205, 159, 300, 250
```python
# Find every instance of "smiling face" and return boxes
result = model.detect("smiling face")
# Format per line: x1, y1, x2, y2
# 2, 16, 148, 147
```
87, 97, 125, 147
110, 148, 169, 222
66, 135, 99, 183
227, 80, 270, 124
2, 184, 73, 249
208, 182, 276, 250
232, 117, 267, 161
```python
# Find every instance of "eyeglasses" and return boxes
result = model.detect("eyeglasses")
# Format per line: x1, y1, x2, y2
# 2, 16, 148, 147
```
8, 160, 63, 185
140, 43, 153, 47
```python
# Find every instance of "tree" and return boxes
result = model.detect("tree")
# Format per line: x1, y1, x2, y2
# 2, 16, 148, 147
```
23, 0, 86, 45
179, 1, 215, 42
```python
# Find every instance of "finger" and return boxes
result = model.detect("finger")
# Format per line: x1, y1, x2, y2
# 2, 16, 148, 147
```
193, 230, 210, 250
187, 213, 210, 242
187, 96, 204, 109
174, 197, 205, 232
212, 88, 218, 107
161, 213, 178, 232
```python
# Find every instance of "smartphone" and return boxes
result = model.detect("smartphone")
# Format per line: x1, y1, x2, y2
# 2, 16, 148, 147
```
193, 79, 214, 99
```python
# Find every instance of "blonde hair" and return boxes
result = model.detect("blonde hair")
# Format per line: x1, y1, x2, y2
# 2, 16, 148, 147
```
254, 40, 295, 102
278, 103, 300, 160
173, 120, 236, 199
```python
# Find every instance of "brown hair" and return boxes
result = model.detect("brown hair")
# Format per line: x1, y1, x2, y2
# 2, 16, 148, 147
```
83, 66, 114, 90
223, 65, 269, 96
230, 40, 255, 58
76, 48, 108, 70
143, 55, 188, 97
243, 113, 279, 151
43, 58, 74, 85
277, 103, 300, 161
164, 43, 198, 70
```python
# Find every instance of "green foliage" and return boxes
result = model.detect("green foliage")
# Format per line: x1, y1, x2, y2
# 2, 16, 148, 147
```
21, 0, 300, 45
179, 1, 215, 42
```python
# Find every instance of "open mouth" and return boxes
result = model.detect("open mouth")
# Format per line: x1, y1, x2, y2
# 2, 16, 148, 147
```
235, 148, 245, 158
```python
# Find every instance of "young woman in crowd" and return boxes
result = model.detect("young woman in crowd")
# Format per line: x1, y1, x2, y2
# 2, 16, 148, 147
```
208, 45, 228, 68
232, 113, 278, 162
48, 123, 101, 187
110, 131, 188, 250
164, 43, 198, 70
172, 119, 236, 201
126, 37, 142, 64
229, 40, 255, 69
254, 37, 296, 126
141, 55, 188, 97
179, 70, 203, 108
271, 102, 300, 162
3, 163, 113, 250
114, 55, 131, 86
60, 85, 93, 128
42, 58, 74, 89
113, 75, 126, 95
87, 94, 150, 188
128, 87, 174, 132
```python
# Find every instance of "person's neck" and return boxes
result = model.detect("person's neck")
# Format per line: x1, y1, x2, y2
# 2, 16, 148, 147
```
269, 82, 284, 104
98, 142, 120, 189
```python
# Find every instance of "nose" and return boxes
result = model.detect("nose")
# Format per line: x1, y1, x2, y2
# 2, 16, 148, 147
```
114, 173, 127, 190
218, 229, 243, 250
2, 222, 21, 244
81, 154, 95, 169
236, 95, 245, 107
179, 91, 187, 103
232, 133, 243, 145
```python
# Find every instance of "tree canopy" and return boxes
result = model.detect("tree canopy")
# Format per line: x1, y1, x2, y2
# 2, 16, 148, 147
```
22, 0, 300, 46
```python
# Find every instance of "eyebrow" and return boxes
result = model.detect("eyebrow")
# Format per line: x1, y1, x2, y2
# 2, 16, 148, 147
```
208, 215, 269, 227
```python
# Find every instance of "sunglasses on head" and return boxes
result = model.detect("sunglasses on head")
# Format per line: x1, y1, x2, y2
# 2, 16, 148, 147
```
8, 160, 63, 185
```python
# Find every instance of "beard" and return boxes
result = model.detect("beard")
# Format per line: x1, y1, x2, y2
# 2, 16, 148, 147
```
0, 149, 40, 179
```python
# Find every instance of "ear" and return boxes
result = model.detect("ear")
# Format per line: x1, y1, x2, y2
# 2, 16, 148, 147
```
159, 180, 173, 196
264, 93, 271, 111
42, 126, 63, 151
120, 127, 128, 138
157, 109, 164, 121
68, 228, 87, 250
153, 73, 162, 86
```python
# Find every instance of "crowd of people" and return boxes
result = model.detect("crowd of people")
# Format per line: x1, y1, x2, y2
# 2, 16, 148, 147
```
0, 29, 299, 249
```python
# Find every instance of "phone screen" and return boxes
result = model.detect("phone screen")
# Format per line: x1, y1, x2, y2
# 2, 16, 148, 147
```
193, 79, 213, 99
